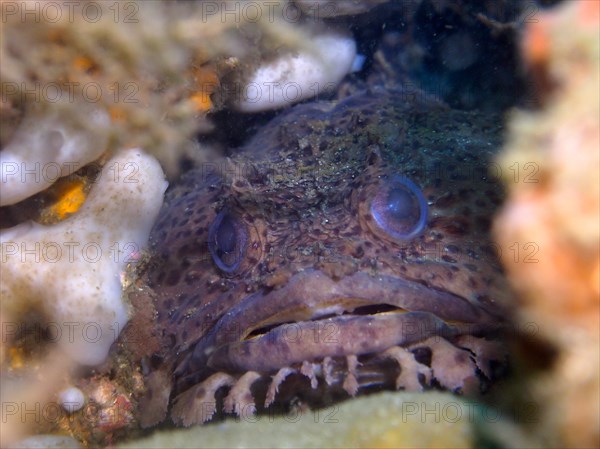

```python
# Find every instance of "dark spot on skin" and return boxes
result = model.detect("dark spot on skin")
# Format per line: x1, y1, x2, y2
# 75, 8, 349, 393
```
150, 354, 163, 369
166, 334, 176, 349
411, 347, 432, 366
195, 387, 206, 398
165, 270, 181, 287
367, 151, 378, 166
155, 270, 166, 285
454, 350, 469, 364
464, 263, 478, 272
445, 244, 460, 254
353, 246, 365, 258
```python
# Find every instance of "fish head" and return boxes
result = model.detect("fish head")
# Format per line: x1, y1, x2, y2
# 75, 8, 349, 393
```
143, 89, 512, 425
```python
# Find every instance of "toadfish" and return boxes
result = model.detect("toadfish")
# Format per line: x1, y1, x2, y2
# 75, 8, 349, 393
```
136, 87, 511, 427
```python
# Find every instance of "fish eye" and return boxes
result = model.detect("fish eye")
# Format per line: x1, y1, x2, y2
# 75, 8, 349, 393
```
370, 175, 428, 240
208, 210, 247, 273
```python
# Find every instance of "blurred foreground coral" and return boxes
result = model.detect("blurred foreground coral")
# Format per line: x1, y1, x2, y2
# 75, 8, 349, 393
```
0, 0, 320, 184
118, 391, 535, 449
494, 1, 600, 447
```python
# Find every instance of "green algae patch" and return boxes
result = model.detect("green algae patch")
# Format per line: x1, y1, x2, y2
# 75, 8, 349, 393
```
120, 392, 477, 449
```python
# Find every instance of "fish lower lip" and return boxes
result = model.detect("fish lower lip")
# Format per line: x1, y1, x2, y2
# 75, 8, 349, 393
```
206, 311, 487, 373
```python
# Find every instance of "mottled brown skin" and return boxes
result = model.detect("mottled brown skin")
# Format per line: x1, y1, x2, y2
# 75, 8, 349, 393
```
139, 87, 512, 427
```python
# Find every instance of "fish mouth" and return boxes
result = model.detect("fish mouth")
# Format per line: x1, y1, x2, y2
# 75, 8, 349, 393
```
193, 269, 503, 374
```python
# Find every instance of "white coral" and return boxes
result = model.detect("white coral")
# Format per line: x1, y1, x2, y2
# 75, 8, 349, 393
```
0, 148, 167, 365
0, 103, 110, 206
233, 29, 357, 112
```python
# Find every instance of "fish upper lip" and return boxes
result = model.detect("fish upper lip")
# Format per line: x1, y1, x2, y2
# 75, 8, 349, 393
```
189, 268, 503, 371
226, 268, 496, 337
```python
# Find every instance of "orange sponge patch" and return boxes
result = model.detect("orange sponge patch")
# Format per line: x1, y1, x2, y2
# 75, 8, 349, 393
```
48, 179, 87, 220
